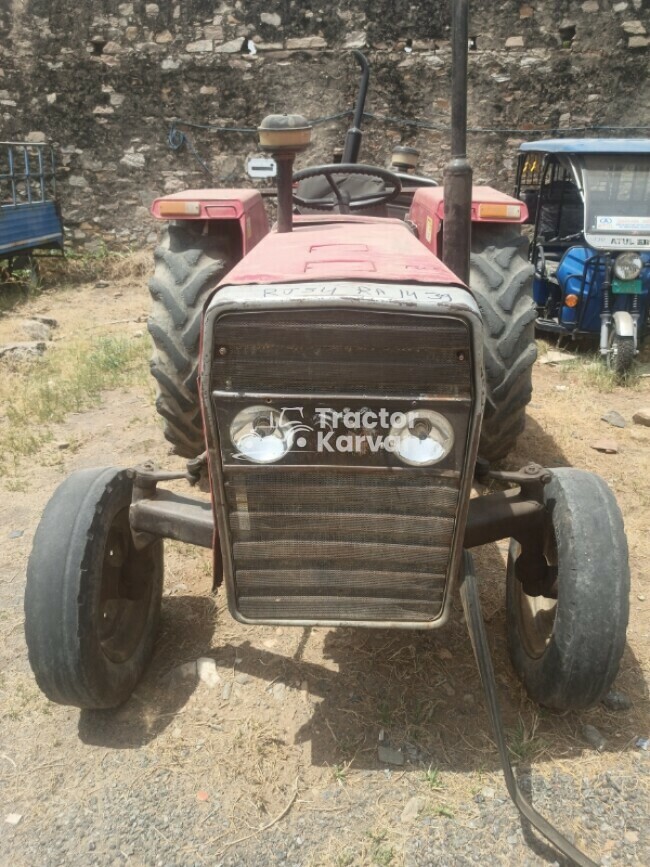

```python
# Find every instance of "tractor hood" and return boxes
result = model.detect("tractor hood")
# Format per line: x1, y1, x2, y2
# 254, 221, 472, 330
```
216, 217, 465, 290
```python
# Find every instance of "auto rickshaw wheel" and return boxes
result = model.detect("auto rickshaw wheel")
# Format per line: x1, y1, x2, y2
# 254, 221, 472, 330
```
607, 333, 635, 378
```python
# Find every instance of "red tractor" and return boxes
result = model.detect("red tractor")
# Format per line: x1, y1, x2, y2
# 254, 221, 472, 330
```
24, 4, 627, 865
147, 50, 535, 468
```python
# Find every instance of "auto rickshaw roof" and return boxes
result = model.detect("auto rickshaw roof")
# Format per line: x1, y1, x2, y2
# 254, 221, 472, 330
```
519, 138, 650, 154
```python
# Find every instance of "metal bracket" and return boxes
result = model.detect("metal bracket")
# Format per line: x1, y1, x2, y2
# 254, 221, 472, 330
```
488, 462, 551, 502
127, 462, 215, 551
127, 461, 192, 494
466, 463, 554, 596
494, 465, 554, 597
464, 463, 550, 551
127, 454, 208, 492
460, 553, 596, 867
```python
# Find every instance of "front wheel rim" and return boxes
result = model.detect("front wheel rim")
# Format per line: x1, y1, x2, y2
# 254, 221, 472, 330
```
512, 530, 559, 659
98, 508, 155, 664
607, 333, 634, 375
607, 333, 618, 371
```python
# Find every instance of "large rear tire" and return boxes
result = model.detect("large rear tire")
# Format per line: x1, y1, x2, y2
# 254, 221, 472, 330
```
506, 468, 629, 710
25, 468, 164, 709
148, 222, 237, 458
469, 226, 536, 462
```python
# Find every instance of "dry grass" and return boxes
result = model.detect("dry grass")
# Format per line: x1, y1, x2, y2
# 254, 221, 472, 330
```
536, 338, 643, 392
0, 250, 154, 469
0, 248, 152, 316
39, 246, 152, 286
0, 277, 39, 316
0, 333, 150, 470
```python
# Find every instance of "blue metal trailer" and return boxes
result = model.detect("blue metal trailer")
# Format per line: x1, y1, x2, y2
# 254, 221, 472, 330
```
0, 142, 64, 263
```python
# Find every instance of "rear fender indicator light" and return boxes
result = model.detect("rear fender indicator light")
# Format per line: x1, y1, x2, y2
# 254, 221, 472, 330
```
478, 203, 521, 220
158, 201, 201, 217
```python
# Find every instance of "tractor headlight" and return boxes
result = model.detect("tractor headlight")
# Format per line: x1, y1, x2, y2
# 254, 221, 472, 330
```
389, 410, 454, 467
614, 252, 643, 281
230, 405, 293, 463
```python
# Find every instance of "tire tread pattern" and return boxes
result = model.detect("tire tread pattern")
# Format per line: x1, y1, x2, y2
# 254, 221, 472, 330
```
148, 224, 233, 457
608, 335, 635, 378
470, 225, 536, 462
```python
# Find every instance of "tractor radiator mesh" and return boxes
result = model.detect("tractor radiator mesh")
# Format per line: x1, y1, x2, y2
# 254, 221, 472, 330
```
212, 310, 471, 396
224, 469, 461, 622
213, 308, 472, 624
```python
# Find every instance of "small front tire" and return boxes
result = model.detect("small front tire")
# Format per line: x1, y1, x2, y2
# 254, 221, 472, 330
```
506, 468, 629, 710
25, 468, 163, 709
607, 334, 635, 378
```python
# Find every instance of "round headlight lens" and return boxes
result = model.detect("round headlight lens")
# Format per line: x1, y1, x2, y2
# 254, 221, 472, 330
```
614, 252, 643, 281
230, 405, 293, 463
389, 410, 454, 467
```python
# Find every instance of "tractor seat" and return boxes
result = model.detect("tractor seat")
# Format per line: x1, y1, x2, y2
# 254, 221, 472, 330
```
295, 173, 389, 217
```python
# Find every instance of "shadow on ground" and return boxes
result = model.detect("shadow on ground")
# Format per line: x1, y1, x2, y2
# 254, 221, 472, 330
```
77, 411, 647, 788
77, 573, 648, 775
78, 594, 217, 748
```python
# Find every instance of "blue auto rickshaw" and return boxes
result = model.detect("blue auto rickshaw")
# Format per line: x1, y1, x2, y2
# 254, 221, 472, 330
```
515, 139, 650, 375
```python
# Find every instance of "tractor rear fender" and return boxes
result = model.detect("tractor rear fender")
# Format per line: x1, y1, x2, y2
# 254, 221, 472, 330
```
408, 186, 529, 257
150, 189, 269, 256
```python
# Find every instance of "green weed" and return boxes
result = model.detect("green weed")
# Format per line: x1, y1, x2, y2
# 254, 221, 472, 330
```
424, 766, 443, 790
368, 832, 394, 866
379, 700, 392, 728
508, 714, 546, 763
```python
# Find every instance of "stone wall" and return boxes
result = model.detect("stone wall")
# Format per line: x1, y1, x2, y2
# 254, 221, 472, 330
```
1, 0, 648, 250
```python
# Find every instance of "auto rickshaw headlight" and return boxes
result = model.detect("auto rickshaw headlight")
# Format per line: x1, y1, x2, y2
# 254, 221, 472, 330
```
614, 252, 643, 281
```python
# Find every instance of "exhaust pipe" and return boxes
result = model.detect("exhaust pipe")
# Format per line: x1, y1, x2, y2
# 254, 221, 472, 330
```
442, 0, 473, 285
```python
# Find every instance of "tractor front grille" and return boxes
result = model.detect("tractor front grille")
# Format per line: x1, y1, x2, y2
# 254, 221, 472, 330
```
211, 310, 471, 397
224, 469, 460, 622
209, 305, 476, 627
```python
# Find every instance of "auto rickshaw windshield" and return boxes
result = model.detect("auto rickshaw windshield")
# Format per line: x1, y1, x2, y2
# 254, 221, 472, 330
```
580, 153, 650, 235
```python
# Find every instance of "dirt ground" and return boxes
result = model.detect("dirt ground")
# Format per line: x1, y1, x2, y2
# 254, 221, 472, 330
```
0, 269, 648, 867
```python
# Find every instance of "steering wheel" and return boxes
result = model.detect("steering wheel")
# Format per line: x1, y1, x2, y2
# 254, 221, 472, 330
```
292, 163, 402, 214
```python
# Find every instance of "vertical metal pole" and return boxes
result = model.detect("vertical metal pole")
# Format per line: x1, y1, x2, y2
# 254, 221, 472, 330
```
442, 0, 473, 285
38, 146, 45, 202
24, 146, 33, 205
8, 146, 16, 206
342, 50, 370, 164
275, 153, 295, 233
51, 147, 57, 199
